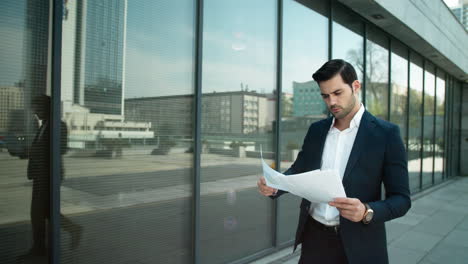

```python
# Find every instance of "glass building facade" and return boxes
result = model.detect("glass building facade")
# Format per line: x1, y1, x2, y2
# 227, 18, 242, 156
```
0, 0, 464, 263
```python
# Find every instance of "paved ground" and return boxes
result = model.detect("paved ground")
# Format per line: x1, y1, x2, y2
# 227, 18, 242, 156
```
251, 177, 468, 264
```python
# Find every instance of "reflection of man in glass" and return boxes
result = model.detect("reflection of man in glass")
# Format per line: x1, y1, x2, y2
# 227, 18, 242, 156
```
27, 95, 82, 256
258, 60, 410, 264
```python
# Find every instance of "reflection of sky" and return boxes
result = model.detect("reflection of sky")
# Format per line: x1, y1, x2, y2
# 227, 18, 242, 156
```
333, 22, 363, 80
425, 71, 435, 96
125, 0, 195, 98
202, 0, 276, 94
0, 0, 26, 87
391, 52, 407, 87
410, 62, 423, 92
436, 76, 445, 103
282, 0, 328, 93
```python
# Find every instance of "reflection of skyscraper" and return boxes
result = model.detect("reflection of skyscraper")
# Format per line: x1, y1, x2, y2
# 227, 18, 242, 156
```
82, 0, 127, 115
0, 86, 24, 133
292, 81, 326, 117
61, 0, 152, 152
63, 0, 127, 115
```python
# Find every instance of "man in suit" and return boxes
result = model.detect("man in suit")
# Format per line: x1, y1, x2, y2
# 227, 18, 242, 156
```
257, 59, 411, 264
27, 95, 82, 256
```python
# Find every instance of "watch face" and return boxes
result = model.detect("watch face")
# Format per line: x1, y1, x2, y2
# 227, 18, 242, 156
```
365, 210, 374, 222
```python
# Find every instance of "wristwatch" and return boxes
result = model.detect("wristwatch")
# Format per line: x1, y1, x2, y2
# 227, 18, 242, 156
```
362, 203, 374, 224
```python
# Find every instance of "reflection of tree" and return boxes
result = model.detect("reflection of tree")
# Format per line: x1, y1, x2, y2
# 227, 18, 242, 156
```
346, 42, 387, 118
282, 94, 293, 117
408, 89, 422, 128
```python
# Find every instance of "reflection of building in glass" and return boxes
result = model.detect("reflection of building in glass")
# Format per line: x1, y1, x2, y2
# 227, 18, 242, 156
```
62, 105, 153, 150
292, 81, 326, 117
203, 91, 270, 134
449, 0, 468, 30
61, 0, 152, 151
82, 0, 127, 115
125, 91, 273, 136
0, 86, 24, 133
125, 95, 193, 138
62, 0, 127, 115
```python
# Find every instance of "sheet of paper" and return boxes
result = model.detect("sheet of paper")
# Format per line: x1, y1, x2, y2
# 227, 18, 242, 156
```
260, 149, 346, 203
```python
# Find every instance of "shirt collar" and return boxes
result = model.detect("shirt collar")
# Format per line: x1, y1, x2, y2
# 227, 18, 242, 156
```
329, 103, 365, 131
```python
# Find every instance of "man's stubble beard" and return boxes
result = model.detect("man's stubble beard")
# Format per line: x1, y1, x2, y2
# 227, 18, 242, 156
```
331, 93, 357, 120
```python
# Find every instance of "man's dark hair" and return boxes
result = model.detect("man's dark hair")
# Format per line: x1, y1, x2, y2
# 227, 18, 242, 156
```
312, 59, 358, 89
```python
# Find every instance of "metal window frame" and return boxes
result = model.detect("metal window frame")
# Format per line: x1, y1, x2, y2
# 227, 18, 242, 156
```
193, 0, 203, 263
387, 38, 392, 122
432, 68, 437, 185
405, 47, 410, 152
362, 23, 367, 105
50, 0, 63, 263
419, 59, 425, 191
273, 0, 283, 248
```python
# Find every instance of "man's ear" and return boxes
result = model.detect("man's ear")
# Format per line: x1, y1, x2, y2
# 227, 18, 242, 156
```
352, 80, 361, 94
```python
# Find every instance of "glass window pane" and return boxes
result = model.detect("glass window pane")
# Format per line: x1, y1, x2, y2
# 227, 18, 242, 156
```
366, 27, 389, 120
390, 41, 408, 145
0, 0, 52, 262
278, 0, 329, 244
201, 0, 277, 262
61, 0, 195, 263
332, 2, 364, 84
408, 53, 423, 192
434, 71, 445, 183
422, 62, 435, 188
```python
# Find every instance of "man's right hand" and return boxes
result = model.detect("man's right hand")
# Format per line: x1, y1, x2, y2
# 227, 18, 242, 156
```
257, 176, 278, 197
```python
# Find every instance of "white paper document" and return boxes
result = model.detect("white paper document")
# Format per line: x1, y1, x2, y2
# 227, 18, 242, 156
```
261, 152, 346, 203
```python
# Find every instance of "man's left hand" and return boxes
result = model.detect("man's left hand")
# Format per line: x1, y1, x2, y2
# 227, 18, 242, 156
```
329, 197, 366, 222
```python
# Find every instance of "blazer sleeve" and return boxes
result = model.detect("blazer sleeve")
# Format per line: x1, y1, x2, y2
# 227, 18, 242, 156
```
368, 125, 411, 223
270, 124, 315, 199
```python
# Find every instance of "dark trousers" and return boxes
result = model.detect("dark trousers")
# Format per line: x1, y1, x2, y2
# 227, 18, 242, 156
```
299, 216, 348, 264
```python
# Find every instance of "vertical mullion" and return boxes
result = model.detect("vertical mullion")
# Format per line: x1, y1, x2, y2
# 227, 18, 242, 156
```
443, 74, 448, 179
328, 0, 333, 61
273, 0, 283, 248
458, 82, 463, 176
50, 0, 63, 263
432, 68, 437, 185
362, 23, 367, 105
387, 38, 391, 122
193, 0, 203, 263
405, 50, 410, 151
419, 60, 425, 190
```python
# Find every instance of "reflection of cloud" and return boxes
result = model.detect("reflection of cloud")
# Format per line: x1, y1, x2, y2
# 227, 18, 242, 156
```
231, 42, 246, 51
203, 30, 275, 67
231, 31, 247, 51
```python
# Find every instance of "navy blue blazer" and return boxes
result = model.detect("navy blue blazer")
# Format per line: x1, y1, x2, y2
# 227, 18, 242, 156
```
273, 110, 411, 264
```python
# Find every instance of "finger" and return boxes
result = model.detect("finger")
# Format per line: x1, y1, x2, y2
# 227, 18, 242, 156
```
260, 177, 266, 184
330, 203, 356, 210
333, 197, 358, 204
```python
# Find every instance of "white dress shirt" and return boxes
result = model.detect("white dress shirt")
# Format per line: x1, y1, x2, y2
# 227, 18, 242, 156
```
309, 104, 365, 226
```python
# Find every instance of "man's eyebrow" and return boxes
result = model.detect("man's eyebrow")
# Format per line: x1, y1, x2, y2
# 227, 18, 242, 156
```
320, 88, 342, 96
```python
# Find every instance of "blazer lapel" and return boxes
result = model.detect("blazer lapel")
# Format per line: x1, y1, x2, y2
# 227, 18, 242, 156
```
316, 117, 333, 168
342, 111, 375, 185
